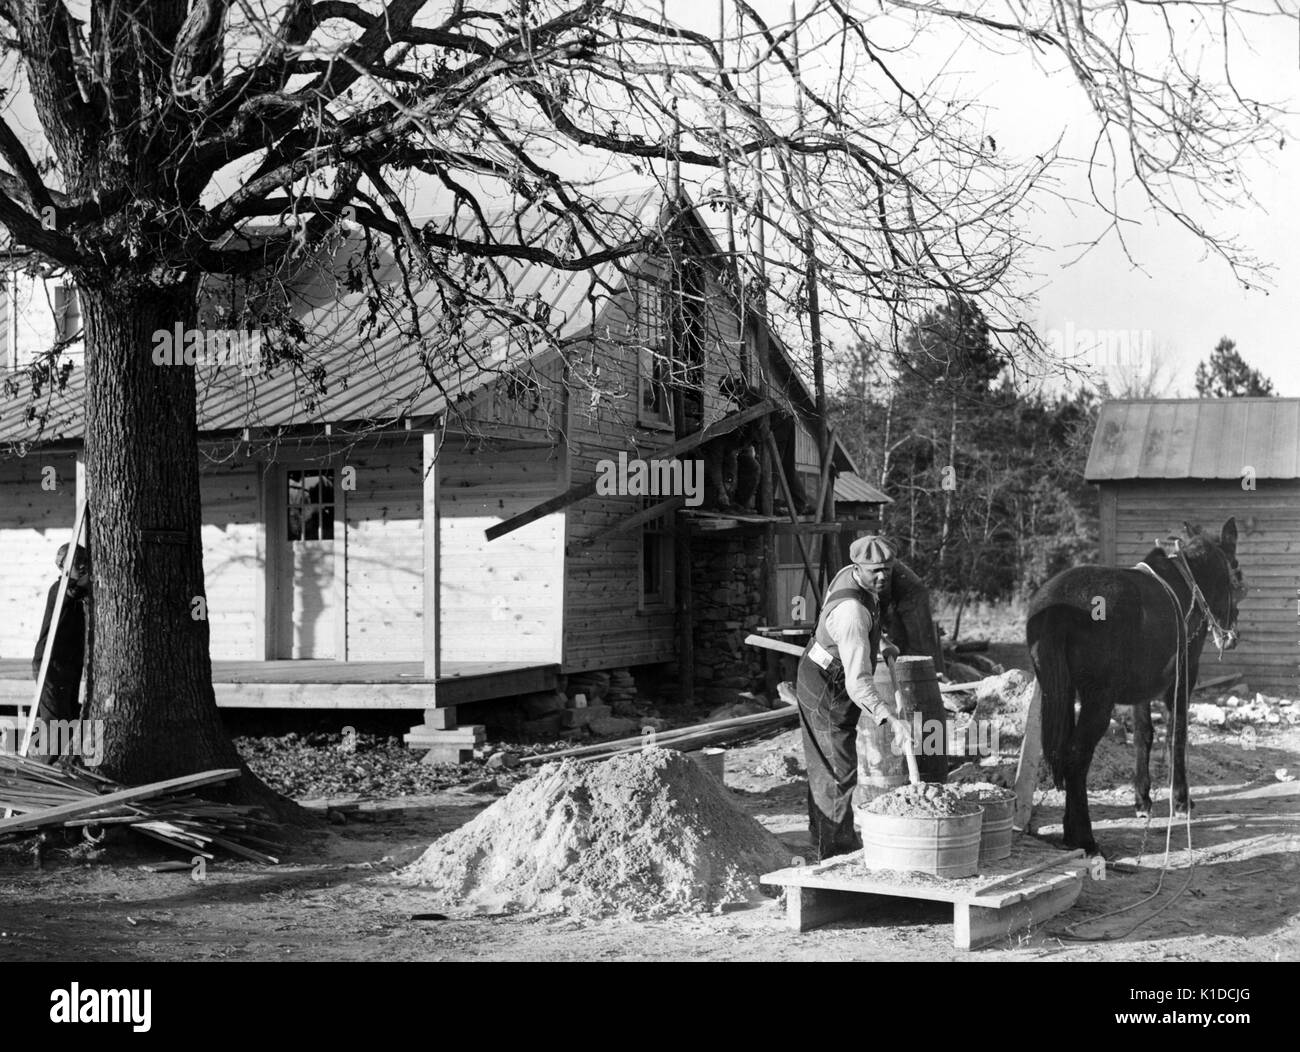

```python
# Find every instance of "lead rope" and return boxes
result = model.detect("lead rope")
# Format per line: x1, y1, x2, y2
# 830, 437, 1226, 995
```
1061, 561, 1196, 941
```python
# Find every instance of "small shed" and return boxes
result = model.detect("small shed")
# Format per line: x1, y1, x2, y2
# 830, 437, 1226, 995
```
1085, 397, 1300, 691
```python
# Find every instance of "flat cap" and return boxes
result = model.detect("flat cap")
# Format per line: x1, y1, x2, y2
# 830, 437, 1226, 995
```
849, 535, 895, 568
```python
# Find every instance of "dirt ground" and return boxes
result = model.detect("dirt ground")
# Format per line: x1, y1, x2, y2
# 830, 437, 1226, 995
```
2, 710, 1297, 962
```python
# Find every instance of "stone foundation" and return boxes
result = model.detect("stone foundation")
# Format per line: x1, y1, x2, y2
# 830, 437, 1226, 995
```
690, 530, 767, 703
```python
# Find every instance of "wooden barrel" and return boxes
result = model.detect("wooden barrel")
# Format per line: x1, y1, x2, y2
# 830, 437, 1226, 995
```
854, 663, 910, 808
893, 655, 947, 784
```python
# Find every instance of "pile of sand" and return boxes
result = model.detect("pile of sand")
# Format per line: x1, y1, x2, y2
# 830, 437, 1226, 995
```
397, 749, 790, 917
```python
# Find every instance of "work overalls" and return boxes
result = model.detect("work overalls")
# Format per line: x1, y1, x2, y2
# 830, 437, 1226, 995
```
795, 565, 883, 859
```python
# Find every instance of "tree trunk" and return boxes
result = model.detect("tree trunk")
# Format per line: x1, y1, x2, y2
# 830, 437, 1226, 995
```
937, 391, 957, 573
952, 588, 970, 642
880, 388, 894, 490
80, 282, 298, 818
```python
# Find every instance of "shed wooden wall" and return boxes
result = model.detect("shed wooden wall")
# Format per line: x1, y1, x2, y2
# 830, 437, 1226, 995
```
1103, 479, 1298, 691
439, 443, 565, 664
0, 453, 76, 664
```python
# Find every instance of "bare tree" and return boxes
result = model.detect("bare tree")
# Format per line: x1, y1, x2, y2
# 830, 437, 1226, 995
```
1099, 339, 1179, 399
0, 0, 1283, 796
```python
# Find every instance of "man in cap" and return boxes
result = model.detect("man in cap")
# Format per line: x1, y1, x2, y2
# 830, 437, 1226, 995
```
796, 534, 912, 858
878, 558, 945, 673
31, 543, 92, 764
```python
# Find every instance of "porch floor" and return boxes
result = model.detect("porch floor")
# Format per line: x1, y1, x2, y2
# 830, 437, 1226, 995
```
0, 659, 558, 711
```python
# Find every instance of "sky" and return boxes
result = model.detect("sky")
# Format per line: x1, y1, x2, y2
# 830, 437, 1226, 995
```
899, 2, 1300, 398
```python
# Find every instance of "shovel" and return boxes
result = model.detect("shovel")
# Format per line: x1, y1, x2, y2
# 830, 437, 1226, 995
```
886, 653, 921, 786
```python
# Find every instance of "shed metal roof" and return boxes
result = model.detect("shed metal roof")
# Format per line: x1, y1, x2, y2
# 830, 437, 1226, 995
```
834, 471, 890, 504
1085, 398, 1300, 481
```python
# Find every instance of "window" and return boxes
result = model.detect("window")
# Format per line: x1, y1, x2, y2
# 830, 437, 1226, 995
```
53, 284, 80, 343
640, 502, 674, 609
635, 279, 672, 428
287, 469, 335, 541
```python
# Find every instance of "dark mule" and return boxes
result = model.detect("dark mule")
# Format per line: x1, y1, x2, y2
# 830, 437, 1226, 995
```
1026, 518, 1245, 855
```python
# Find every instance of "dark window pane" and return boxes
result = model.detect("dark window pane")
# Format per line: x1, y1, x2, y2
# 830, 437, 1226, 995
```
287, 471, 306, 541
303, 510, 319, 541
318, 469, 335, 506
643, 532, 658, 597
321, 506, 334, 541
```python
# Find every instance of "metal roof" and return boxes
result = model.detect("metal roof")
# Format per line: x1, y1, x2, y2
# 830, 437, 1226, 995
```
834, 471, 890, 504
0, 190, 665, 445
1085, 398, 1300, 481
0, 190, 854, 457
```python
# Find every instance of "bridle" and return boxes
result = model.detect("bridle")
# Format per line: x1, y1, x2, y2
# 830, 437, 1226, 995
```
1136, 538, 1239, 660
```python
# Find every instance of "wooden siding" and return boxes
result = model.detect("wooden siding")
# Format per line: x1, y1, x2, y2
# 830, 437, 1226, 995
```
439, 443, 564, 664
564, 265, 675, 671
1103, 479, 1299, 691
0, 454, 76, 665
344, 436, 424, 661
561, 260, 776, 672
198, 456, 264, 660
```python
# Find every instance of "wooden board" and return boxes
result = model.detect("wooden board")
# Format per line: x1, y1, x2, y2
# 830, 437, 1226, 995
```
0, 660, 558, 712
0, 769, 240, 835
1014, 680, 1043, 830
761, 837, 1087, 950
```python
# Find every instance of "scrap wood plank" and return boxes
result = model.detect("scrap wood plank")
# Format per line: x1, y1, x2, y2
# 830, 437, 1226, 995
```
761, 841, 1088, 947
745, 633, 805, 657
1013, 681, 1043, 831
521, 704, 798, 764
138, 861, 196, 873
486, 400, 775, 541
0, 769, 240, 835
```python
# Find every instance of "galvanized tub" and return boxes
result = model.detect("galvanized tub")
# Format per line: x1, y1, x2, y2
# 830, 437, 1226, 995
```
855, 805, 984, 878
958, 787, 1016, 862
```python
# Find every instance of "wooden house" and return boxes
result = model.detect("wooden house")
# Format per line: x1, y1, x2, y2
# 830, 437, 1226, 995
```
0, 193, 883, 755
1085, 397, 1300, 692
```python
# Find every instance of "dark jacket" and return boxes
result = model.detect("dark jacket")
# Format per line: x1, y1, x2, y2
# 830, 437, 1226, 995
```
33, 581, 88, 682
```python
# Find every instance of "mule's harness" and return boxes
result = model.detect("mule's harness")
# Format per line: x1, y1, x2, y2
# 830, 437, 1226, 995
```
1135, 540, 1233, 661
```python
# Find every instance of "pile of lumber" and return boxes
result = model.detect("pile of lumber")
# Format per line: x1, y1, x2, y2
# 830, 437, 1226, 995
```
521, 703, 799, 766
0, 756, 281, 863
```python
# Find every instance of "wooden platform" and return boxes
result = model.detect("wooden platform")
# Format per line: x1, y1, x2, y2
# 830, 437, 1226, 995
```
761, 837, 1088, 950
0, 659, 557, 711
